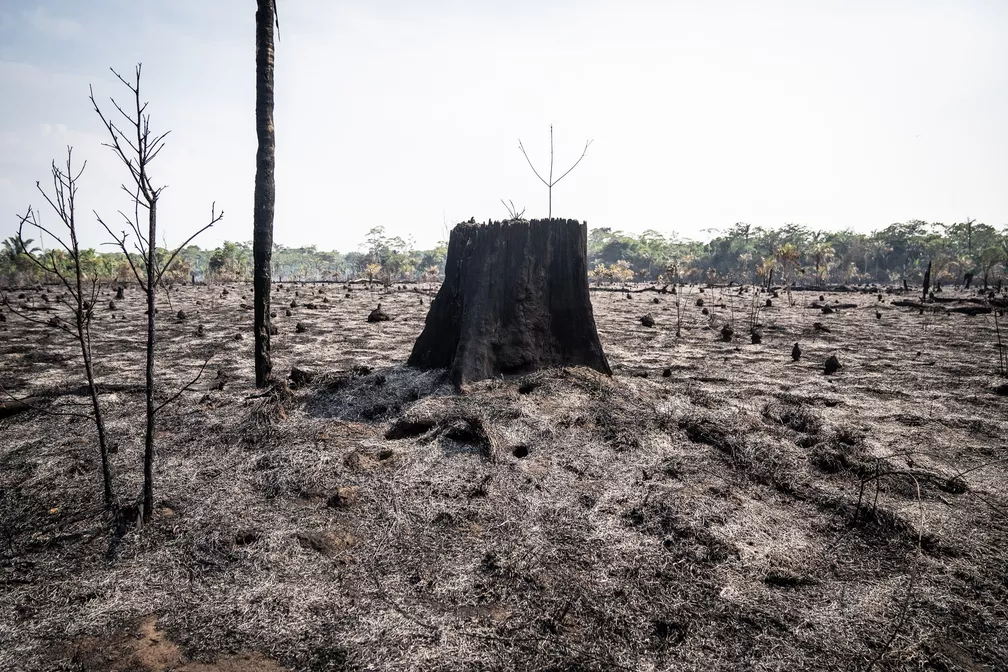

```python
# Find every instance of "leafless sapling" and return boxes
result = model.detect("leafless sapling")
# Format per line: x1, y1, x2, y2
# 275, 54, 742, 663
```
1, 149, 117, 510
518, 125, 592, 219
92, 64, 222, 522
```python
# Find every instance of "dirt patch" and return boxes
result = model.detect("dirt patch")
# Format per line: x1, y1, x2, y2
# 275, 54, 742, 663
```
71, 616, 288, 672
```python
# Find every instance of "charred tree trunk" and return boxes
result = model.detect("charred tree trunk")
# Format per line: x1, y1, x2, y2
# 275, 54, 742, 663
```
70, 238, 115, 509
408, 219, 611, 389
253, 0, 276, 387
922, 260, 931, 302
143, 200, 156, 521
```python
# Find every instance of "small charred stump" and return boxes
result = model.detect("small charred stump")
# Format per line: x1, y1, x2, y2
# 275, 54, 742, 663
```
792, 342, 801, 361
640, 314, 655, 328
408, 219, 611, 388
367, 304, 391, 322
115, 286, 125, 300
824, 354, 841, 375
290, 366, 316, 387
720, 324, 734, 342
751, 330, 762, 344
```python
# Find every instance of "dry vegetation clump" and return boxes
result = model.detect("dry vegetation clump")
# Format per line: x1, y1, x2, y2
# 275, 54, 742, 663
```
1, 284, 1007, 670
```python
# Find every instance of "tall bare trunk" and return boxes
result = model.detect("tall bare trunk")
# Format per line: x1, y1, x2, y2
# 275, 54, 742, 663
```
253, 0, 276, 387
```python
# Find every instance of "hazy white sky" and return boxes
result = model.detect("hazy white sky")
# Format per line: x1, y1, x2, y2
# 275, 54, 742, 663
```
1, 0, 1006, 251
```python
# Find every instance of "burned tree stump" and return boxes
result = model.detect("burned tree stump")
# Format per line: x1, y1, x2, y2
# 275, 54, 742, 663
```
408, 219, 611, 388
367, 304, 391, 322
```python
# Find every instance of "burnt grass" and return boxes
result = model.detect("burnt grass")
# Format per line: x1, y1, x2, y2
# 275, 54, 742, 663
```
1, 282, 1007, 671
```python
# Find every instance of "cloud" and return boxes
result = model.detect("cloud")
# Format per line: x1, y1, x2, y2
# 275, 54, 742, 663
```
23, 6, 81, 39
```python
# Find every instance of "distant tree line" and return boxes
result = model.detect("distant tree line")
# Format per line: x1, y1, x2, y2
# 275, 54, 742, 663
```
587, 220, 1008, 289
4, 219, 1006, 289
1, 225, 449, 287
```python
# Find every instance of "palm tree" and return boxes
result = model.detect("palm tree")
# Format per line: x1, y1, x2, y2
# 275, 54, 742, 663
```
756, 256, 775, 288
811, 242, 835, 287
775, 243, 800, 304
253, 0, 278, 387
3, 236, 41, 260
2, 236, 42, 281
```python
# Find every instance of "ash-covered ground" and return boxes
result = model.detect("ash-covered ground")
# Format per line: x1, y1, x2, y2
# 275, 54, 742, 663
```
1, 282, 1006, 671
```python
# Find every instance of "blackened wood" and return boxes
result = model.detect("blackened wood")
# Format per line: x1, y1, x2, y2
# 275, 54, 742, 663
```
408, 218, 611, 388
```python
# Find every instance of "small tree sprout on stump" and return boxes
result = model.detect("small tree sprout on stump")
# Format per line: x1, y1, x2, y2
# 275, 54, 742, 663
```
408, 219, 611, 389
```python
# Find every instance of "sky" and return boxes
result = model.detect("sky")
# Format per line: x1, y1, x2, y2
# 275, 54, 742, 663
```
1, 0, 1006, 252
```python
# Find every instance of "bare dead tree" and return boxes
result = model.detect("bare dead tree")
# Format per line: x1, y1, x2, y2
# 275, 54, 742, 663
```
518, 125, 592, 219
0, 150, 117, 510
91, 64, 222, 522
